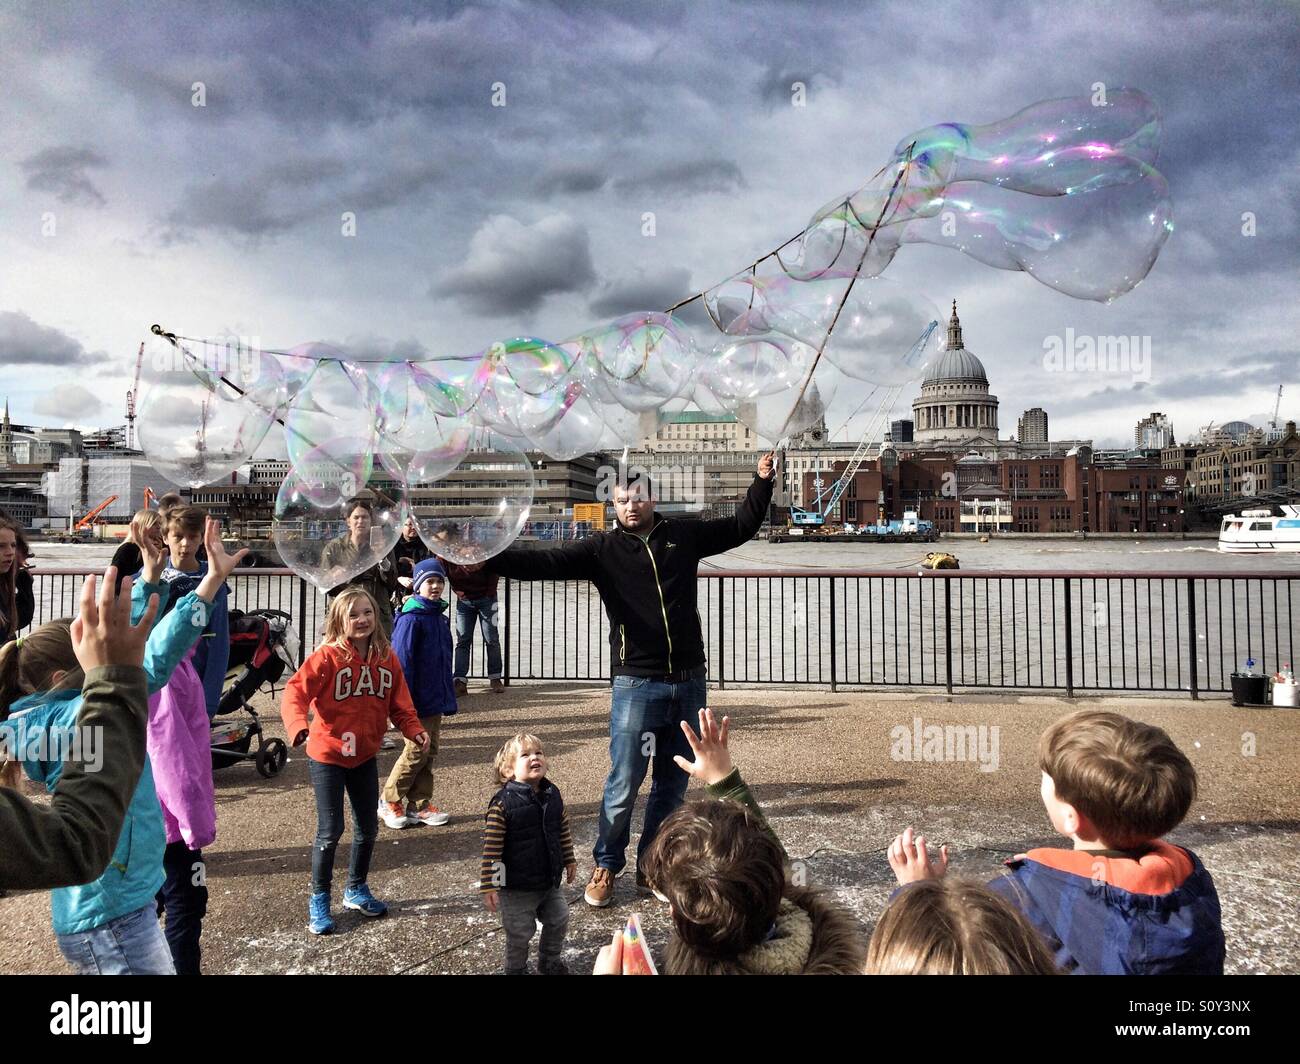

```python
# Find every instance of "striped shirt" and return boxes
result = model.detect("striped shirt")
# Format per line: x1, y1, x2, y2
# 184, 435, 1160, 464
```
480, 801, 575, 892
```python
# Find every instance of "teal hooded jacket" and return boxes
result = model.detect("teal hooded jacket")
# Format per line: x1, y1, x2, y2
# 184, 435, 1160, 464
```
5, 589, 210, 935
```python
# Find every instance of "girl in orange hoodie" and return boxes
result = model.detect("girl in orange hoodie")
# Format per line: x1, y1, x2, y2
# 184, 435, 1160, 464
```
281, 587, 428, 934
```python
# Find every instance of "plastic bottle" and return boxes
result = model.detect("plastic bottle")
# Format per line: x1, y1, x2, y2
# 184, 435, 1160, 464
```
1244, 658, 1256, 677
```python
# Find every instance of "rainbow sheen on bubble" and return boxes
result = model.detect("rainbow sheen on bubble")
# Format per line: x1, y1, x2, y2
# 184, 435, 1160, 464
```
143, 90, 1173, 586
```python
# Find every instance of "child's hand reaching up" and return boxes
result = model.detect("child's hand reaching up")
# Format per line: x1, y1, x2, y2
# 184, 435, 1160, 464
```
140, 536, 167, 585
888, 825, 949, 884
195, 518, 250, 603
674, 707, 732, 786
71, 569, 160, 673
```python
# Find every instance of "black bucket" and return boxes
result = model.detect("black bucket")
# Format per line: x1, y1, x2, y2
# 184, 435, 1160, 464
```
1230, 673, 1269, 707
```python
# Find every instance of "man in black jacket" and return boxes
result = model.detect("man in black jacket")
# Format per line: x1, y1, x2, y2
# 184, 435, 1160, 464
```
489, 451, 776, 907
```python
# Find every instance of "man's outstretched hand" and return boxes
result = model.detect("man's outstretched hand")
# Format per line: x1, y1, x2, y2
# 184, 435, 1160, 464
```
70, 568, 160, 673
758, 451, 777, 480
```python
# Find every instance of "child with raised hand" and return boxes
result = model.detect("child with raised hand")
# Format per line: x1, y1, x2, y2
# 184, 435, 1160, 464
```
884, 708, 1225, 975
282, 587, 428, 935
156, 506, 231, 721
865, 878, 1060, 975
380, 558, 457, 829
132, 519, 247, 975
0, 567, 158, 890
594, 709, 864, 976
480, 733, 576, 975
2, 533, 244, 974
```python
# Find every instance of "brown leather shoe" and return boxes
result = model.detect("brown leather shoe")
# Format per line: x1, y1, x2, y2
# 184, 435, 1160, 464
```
453, 679, 468, 697
584, 867, 614, 908
490, 679, 505, 694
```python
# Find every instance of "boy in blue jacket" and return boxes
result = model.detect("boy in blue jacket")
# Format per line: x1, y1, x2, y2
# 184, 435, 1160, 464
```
381, 558, 457, 829
887, 708, 1225, 975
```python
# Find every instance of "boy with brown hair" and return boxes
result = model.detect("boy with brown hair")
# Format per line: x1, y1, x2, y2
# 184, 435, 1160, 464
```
888, 708, 1225, 975
595, 708, 864, 976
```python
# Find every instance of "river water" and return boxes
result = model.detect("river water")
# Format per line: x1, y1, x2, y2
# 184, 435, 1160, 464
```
22, 538, 1300, 695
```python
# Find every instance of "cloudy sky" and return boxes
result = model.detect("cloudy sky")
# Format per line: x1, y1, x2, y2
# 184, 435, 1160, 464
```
1, 0, 1297, 450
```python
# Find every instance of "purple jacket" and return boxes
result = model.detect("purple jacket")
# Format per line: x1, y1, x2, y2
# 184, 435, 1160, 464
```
134, 581, 217, 850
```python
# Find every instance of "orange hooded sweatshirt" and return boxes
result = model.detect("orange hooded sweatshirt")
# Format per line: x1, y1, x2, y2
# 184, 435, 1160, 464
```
281, 642, 423, 767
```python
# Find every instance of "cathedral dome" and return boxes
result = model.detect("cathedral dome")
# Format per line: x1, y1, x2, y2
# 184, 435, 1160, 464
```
922, 347, 988, 384
921, 301, 988, 384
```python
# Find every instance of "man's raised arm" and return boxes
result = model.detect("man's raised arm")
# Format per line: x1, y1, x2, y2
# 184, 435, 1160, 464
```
690, 452, 777, 558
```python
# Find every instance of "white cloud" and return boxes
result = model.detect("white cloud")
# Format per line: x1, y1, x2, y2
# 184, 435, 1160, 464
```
33, 384, 104, 423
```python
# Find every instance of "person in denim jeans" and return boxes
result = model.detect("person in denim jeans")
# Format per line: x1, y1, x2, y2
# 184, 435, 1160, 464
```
440, 559, 503, 694
57, 903, 176, 975
490, 453, 777, 908
595, 670, 706, 880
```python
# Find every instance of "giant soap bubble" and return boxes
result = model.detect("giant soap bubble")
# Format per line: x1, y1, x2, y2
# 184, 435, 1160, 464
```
409, 428, 534, 566
273, 438, 406, 594
137, 334, 285, 488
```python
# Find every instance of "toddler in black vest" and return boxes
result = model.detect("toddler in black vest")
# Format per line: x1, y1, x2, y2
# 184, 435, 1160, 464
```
480, 732, 576, 974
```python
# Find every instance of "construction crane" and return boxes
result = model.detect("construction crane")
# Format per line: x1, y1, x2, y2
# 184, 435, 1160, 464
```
125, 341, 145, 450
1271, 385, 1284, 429
73, 495, 119, 532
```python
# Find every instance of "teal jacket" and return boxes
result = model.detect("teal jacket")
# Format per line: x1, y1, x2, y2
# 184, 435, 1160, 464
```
6, 588, 210, 935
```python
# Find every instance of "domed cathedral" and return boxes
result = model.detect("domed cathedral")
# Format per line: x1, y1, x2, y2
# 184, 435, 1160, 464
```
912, 301, 1001, 450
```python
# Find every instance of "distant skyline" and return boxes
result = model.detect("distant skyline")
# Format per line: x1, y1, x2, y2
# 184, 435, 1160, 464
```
1, 0, 1297, 451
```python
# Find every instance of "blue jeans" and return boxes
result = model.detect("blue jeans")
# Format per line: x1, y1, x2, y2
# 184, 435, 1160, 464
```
308, 756, 380, 896
57, 904, 176, 975
455, 597, 502, 680
592, 673, 707, 874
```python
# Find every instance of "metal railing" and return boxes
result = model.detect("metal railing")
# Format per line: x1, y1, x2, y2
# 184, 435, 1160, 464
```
23, 568, 1299, 696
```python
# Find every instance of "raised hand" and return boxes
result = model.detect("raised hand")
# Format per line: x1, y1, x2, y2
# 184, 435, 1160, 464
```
757, 451, 777, 480
140, 535, 168, 584
203, 517, 249, 582
887, 824, 949, 885
195, 518, 249, 605
674, 707, 733, 786
70, 568, 160, 673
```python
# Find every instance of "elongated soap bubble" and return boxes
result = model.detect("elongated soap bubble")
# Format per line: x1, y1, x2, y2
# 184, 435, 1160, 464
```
572, 312, 696, 410
902, 166, 1172, 302
901, 89, 1162, 196
137, 336, 283, 487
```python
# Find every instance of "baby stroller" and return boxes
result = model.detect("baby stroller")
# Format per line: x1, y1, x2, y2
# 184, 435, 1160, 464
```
210, 608, 299, 778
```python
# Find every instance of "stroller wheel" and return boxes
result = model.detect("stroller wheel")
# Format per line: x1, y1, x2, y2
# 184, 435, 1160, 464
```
256, 738, 288, 778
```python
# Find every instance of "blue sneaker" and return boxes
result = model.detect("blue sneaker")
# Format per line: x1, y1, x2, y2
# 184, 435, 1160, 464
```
342, 883, 388, 917
308, 892, 334, 935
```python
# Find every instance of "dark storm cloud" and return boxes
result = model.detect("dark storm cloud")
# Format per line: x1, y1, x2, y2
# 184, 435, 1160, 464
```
164, 158, 444, 240
434, 213, 597, 315
0, 312, 96, 366
612, 159, 746, 197
588, 267, 694, 318
19, 147, 109, 207
536, 164, 611, 197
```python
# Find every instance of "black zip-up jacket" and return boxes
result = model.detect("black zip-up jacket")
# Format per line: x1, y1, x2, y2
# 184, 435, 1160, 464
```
490, 473, 774, 677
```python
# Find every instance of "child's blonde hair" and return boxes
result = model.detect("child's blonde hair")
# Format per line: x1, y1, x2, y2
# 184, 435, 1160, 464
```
492, 732, 544, 784
865, 878, 1060, 975
322, 587, 390, 659
1, 619, 83, 782
128, 508, 163, 549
